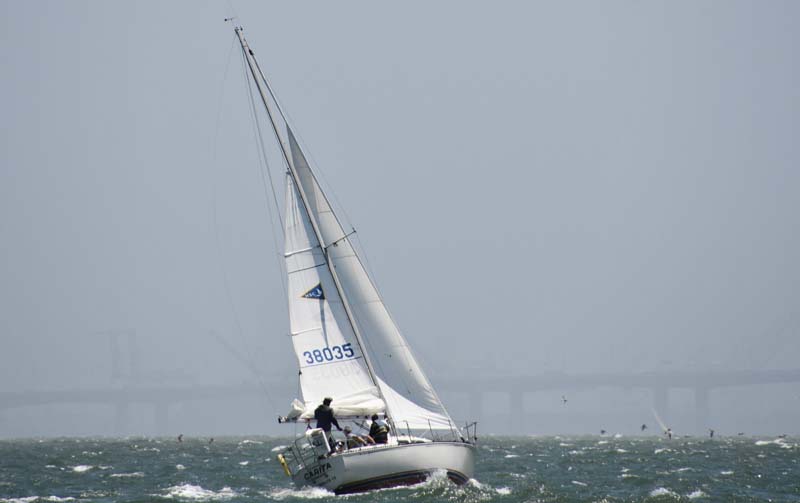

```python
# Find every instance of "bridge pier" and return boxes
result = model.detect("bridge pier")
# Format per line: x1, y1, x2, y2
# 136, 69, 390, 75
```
694, 386, 709, 435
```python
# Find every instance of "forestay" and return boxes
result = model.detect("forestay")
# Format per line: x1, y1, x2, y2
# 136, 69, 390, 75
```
286, 127, 455, 432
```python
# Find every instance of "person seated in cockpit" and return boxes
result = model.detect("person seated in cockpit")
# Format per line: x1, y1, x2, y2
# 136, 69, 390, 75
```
343, 425, 373, 449
369, 414, 390, 444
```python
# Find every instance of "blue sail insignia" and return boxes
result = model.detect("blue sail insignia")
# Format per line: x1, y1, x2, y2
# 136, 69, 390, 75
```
302, 283, 324, 299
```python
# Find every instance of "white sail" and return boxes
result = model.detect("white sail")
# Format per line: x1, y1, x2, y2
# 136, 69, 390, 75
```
286, 128, 455, 432
284, 175, 383, 419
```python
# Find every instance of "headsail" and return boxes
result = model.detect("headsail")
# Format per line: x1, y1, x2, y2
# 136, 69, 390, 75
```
284, 175, 383, 419
287, 128, 455, 432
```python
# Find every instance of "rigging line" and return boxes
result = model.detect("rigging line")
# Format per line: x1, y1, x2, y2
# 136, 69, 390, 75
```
240, 47, 289, 302
251, 67, 362, 241
242, 48, 286, 238
211, 33, 276, 412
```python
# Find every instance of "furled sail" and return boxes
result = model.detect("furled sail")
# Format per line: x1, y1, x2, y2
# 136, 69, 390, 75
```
286, 127, 455, 432
284, 175, 383, 419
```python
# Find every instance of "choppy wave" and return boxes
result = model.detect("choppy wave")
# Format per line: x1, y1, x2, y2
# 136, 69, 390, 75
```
109, 472, 145, 478
265, 487, 333, 500
649, 487, 678, 497
1, 497, 75, 503
162, 484, 237, 500
2, 436, 798, 503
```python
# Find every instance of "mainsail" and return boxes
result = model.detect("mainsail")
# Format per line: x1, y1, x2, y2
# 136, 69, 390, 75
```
284, 175, 383, 419
286, 128, 455, 432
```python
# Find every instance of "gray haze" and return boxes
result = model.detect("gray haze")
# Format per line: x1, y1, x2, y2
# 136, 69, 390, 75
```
1, 1, 799, 438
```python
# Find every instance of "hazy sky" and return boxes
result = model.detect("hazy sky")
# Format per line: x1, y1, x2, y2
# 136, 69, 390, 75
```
1, 1, 799, 436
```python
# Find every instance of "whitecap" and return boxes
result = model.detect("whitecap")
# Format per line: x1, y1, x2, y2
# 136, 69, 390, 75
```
71, 465, 93, 473
266, 487, 334, 500
240, 440, 264, 445
616, 449, 628, 453
270, 445, 287, 452
687, 489, 707, 499
650, 487, 677, 497
614, 433, 623, 438
571, 480, 588, 486
621, 473, 636, 479
496, 487, 512, 495
163, 484, 237, 500
175, 464, 186, 470
238, 461, 249, 466
597, 440, 609, 445
109, 472, 145, 478
720, 470, 733, 475
1, 498, 76, 503
504, 454, 519, 458
654, 448, 668, 454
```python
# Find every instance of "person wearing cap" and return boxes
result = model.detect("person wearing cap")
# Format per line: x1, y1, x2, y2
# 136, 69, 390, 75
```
369, 414, 390, 444
343, 425, 373, 449
314, 397, 342, 449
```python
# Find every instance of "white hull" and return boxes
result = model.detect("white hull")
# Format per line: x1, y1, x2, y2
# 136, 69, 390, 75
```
291, 442, 475, 494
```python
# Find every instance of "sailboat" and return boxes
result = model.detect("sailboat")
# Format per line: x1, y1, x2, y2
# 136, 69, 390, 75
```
231, 25, 477, 494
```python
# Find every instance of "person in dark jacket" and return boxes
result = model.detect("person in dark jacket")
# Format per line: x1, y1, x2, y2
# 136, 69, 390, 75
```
368, 414, 389, 444
314, 397, 342, 450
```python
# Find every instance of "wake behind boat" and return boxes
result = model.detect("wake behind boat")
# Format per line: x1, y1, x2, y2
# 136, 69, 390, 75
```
230, 24, 477, 494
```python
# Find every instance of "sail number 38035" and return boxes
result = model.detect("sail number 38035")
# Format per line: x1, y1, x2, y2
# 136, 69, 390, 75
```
303, 343, 355, 364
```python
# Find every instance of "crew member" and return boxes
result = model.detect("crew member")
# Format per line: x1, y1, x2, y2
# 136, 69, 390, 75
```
369, 414, 390, 444
314, 397, 342, 449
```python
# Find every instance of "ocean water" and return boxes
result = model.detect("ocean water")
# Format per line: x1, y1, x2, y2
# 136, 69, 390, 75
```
1, 436, 798, 502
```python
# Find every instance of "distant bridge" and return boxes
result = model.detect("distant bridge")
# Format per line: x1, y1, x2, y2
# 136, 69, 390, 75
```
435, 368, 800, 433
2, 368, 799, 435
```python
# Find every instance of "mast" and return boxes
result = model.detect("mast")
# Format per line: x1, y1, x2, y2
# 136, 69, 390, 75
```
234, 27, 390, 417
